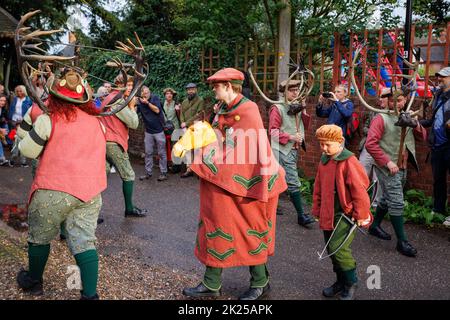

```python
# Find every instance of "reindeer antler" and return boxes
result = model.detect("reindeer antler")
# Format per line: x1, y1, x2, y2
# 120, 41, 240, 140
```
247, 60, 280, 104
350, 42, 420, 116
247, 59, 314, 106
15, 10, 75, 113
100, 32, 148, 116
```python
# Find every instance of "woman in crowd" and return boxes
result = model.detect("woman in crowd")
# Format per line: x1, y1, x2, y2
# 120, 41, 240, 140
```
162, 87, 181, 173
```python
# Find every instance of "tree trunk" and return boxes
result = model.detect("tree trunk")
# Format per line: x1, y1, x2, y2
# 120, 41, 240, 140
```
277, 0, 291, 97
5, 54, 12, 93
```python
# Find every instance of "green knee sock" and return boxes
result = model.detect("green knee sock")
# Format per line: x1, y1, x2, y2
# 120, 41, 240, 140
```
250, 264, 269, 288
390, 215, 407, 242
75, 250, 99, 298
122, 180, 135, 212
342, 269, 357, 285
371, 206, 388, 229
28, 243, 50, 281
203, 266, 222, 291
290, 191, 305, 217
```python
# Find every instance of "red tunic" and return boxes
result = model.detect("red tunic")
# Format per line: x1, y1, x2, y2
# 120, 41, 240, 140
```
99, 90, 130, 151
99, 114, 129, 151
311, 150, 372, 231
30, 109, 107, 203
190, 94, 287, 268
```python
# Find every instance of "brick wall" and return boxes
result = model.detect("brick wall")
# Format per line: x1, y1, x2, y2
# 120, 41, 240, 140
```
128, 96, 450, 203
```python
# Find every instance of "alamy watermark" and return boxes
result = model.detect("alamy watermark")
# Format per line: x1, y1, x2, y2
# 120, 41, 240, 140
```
366, 265, 381, 289
66, 265, 82, 290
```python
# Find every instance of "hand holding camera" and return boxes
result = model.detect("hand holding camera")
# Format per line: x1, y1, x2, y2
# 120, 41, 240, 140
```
321, 92, 337, 102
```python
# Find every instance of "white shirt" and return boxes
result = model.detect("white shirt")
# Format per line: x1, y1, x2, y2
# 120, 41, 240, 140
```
12, 97, 25, 122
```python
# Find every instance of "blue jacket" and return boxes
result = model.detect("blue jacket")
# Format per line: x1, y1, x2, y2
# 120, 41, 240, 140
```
8, 96, 33, 121
420, 89, 450, 150
316, 99, 354, 137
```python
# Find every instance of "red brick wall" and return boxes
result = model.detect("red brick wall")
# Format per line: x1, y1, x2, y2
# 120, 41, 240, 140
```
128, 96, 450, 203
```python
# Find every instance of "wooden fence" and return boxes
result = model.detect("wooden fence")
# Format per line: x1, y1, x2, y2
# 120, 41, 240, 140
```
198, 23, 450, 97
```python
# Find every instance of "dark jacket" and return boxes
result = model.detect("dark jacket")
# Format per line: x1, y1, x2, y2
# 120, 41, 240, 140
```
316, 99, 354, 138
137, 94, 164, 134
420, 89, 450, 150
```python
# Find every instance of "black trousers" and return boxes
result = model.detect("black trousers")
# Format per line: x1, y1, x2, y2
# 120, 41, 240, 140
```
431, 147, 450, 214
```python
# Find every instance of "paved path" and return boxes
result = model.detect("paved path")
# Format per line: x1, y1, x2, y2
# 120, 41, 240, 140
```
1, 160, 449, 300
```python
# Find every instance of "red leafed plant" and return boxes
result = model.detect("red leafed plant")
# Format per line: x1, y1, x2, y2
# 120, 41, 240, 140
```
0, 204, 28, 232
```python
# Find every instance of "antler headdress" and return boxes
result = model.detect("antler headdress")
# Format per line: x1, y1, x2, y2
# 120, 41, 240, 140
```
247, 59, 315, 106
15, 10, 148, 116
349, 41, 420, 117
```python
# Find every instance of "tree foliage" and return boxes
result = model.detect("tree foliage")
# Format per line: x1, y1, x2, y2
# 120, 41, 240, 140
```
3, 0, 92, 30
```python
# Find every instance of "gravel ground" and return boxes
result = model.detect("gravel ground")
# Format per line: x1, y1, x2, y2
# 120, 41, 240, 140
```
2, 160, 449, 300
0, 225, 205, 300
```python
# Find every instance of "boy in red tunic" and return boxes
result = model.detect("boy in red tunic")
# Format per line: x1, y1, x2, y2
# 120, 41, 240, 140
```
312, 124, 372, 300
181, 68, 287, 300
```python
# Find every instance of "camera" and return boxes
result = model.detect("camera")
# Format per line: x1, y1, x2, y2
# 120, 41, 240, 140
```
287, 103, 305, 116
321, 92, 333, 99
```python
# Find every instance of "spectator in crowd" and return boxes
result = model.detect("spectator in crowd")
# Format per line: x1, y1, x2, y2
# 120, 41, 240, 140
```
103, 82, 112, 93
358, 87, 390, 207
8, 85, 32, 167
0, 83, 11, 102
162, 87, 181, 173
0, 94, 8, 129
365, 89, 427, 257
137, 86, 168, 182
94, 86, 109, 110
0, 95, 10, 166
8, 85, 33, 126
242, 71, 251, 99
419, 67, 450, 226
179, 82, 205, 178
316, 85, 354, 144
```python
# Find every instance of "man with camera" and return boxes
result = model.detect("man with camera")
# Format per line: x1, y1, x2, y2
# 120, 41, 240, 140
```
137, 86, 168, 182
316, 85, 354, 144
269, 79, 316, 227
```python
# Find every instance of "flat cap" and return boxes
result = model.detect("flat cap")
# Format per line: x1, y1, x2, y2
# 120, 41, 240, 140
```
435, 67, 450, 77
186, 83, 197, 89
207, 68, 244, 84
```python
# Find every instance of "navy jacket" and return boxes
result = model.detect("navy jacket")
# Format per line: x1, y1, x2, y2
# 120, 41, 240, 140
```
316, 99, 354, 137
8, 96, 33, 121
420, 89, 450, 150
137, 94, 164, 134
